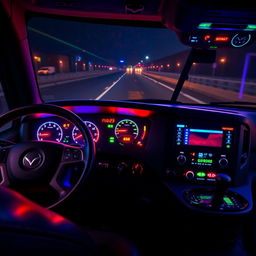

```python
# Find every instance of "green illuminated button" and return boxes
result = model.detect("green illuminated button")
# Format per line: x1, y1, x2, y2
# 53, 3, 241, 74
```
107, 124, 114, 128
223, 197, 234, 206
196, 172, 206, 178
226, 145, 231, 148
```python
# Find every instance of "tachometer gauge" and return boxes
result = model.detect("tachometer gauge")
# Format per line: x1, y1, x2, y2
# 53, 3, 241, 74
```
115, 119, 139, 144
37, 121, 63, 142
72, 121, 100, 145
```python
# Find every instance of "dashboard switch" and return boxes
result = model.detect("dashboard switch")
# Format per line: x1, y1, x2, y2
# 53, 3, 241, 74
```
132, 163, 144, 175
117, 162, 129, 174
185, 171, 195, 180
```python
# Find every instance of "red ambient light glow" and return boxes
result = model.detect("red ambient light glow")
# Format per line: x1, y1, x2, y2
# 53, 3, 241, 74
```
63, 106, 153, 117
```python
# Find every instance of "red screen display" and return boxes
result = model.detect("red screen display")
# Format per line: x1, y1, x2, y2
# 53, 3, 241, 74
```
189, 132, 223, 147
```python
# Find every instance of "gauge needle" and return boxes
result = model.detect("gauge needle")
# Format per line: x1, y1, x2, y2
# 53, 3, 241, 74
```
40, 133, 50, 136
117, 129, 128, 133
75, 134, 83, 140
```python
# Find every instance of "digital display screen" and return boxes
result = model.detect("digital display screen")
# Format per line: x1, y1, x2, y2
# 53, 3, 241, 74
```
191, 152, 214, 166
188, 129, 223, 147
176, 124, 233, 148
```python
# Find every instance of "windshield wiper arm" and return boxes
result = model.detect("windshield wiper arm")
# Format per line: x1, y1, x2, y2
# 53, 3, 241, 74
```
170, 48, 216, 104
170, 49, 194, 103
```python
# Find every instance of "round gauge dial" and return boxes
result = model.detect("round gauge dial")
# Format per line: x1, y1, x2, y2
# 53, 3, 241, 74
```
231, 33, 251, 48
115, 119, 139, 143
37, 121, 63, 142
72, 121, 100, 145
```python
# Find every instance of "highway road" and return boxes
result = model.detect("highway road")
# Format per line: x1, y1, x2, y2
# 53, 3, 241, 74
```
40, 71, 230, 104
1, 70, 253, 115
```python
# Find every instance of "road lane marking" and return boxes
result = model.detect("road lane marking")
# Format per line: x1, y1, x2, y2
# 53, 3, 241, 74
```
142, 74, 206, 104
95, 73, 126, 100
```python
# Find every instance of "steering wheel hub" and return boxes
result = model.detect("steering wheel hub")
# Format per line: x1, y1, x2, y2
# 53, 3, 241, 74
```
22, 150, 44, 169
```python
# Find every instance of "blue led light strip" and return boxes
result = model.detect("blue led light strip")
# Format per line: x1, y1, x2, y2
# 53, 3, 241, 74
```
189, 129, 223, 134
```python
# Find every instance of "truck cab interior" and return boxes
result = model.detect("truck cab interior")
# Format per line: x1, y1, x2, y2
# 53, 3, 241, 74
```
1, 0, 256, 255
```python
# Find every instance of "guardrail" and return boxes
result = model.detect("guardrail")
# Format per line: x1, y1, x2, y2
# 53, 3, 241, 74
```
0, 70, 120, 99
38, 70, 119, 85
146, 71, 256, 95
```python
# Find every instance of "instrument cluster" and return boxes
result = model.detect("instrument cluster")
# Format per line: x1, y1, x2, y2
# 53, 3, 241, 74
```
33, 115, 149, 149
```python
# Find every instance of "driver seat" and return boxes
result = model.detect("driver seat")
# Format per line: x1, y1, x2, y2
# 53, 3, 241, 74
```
0, 186, 139, 256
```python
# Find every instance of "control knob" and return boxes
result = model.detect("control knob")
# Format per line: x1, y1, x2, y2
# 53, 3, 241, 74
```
185, 171, 194, 180
219, 158, 228, 168
177, 155, 187, 165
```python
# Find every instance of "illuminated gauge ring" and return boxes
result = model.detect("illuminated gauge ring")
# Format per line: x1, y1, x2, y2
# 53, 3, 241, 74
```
114, 119, 139, 143
72, 121, 100, 144
37, 121, 63, 142
231, 33, 251, 48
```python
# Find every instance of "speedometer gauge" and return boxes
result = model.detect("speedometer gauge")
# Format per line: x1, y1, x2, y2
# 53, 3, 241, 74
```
72, 121, 100, 145
37, 121, 63, 142
115, 119, 139, 143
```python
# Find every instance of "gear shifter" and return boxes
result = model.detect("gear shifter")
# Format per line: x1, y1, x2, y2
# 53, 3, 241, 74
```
211, 173, 232, 209
184, 173, 248, 211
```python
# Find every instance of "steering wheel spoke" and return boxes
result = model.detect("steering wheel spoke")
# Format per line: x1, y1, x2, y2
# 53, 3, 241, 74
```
49, 145, 85, 198
0, 163, 10, 186
0, 146, 13, 186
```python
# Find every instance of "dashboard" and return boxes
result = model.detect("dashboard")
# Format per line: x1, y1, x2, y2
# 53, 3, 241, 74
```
32, 115, 149, 149
20, 101, 254, 214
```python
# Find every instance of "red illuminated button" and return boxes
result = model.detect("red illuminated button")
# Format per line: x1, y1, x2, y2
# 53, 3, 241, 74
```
214, 36, 229, 42
204, 35, 211, 41
207, 172, 217, 179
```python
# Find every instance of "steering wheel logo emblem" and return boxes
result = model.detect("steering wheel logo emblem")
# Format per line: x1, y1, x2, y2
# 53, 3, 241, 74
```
22, 151, 43, 169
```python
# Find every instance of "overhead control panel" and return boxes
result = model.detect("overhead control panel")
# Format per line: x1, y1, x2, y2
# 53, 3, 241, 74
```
161, 0, 256, 48
182, 29, 255, 49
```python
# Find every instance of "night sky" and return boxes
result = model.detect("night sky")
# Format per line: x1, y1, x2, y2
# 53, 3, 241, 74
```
28, 17, 189, 65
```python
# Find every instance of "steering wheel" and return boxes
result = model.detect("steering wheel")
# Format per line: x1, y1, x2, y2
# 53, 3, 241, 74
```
0, 104, 95, 208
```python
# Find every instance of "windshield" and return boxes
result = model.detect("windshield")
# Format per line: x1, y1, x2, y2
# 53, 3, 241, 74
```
28, 17, 256, 105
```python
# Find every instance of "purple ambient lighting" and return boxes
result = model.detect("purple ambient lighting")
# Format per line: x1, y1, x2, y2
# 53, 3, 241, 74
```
239, 53, 256, 99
